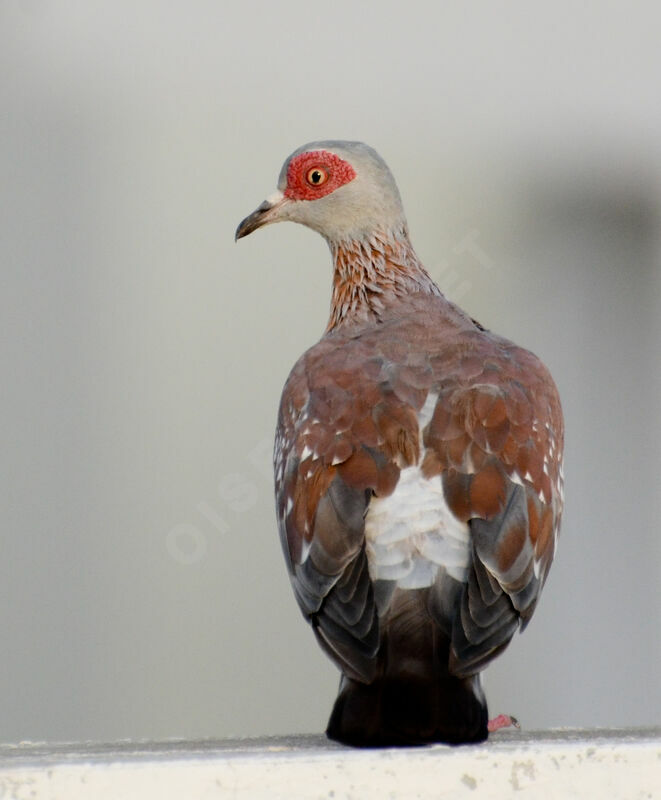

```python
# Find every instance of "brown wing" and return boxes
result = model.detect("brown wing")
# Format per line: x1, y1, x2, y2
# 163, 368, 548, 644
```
422, 329, 564, 675
273, 333, 430, 682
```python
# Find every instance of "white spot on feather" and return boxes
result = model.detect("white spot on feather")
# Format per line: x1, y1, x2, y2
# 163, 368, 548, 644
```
510, 471, 526, 488
300, 536, 311, 563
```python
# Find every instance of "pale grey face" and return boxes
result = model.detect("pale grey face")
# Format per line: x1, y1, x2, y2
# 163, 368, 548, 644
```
235, 140, 408, 244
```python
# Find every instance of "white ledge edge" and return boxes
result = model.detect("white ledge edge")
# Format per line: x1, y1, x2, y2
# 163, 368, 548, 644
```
0, 728, 659, 799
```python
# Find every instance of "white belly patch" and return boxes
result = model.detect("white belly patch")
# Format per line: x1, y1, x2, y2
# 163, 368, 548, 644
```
364, 464, 470, 589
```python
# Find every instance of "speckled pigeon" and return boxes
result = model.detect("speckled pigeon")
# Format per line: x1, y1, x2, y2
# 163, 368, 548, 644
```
235, 141, 564, 747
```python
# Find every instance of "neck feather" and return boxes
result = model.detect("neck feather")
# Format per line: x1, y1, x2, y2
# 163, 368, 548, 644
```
326, 225, 441, 332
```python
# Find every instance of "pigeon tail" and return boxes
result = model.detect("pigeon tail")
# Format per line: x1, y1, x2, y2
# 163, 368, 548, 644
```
327, 607, 488, 747
327, 665, 488, 747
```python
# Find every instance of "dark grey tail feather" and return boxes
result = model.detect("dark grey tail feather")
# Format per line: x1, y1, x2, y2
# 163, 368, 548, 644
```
326, 672, 488, 747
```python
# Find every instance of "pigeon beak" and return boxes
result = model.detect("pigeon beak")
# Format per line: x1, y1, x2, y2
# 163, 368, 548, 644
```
235, 190, 289, 241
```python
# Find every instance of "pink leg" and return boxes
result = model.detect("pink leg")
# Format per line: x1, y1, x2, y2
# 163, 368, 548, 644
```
487, 713, 520, 733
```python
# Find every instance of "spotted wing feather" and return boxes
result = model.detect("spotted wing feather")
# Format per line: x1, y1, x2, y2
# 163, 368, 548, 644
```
276, 343, 401, 682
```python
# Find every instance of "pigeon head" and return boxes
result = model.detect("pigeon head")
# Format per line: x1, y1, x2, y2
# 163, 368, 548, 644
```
235, 141, 407, 244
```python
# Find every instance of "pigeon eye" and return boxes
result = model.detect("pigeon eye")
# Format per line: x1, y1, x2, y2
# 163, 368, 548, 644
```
306, 167, 328, 187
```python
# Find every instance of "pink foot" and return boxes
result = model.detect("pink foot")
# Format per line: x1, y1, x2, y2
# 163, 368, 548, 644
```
487, 713, 520, 733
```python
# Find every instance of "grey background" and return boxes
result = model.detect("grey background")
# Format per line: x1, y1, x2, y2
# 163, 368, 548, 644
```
1, 1, 659, 742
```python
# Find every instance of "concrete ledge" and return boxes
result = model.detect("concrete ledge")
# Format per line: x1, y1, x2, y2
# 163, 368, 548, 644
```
0, 728, 659, 799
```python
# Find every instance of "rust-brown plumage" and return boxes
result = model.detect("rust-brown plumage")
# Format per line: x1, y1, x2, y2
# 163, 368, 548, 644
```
236, 141, 564, 747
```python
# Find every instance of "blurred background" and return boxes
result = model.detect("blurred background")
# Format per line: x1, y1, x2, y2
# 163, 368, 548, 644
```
1, 1, 659, 743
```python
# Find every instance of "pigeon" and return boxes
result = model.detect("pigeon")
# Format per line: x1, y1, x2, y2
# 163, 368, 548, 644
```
236, 141, 564, 747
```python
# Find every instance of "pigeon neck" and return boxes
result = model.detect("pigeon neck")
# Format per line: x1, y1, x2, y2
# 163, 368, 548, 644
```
325, 226, 441, 332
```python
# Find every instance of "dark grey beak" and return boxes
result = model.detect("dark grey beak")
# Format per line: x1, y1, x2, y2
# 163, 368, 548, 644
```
235, 193, 288, 241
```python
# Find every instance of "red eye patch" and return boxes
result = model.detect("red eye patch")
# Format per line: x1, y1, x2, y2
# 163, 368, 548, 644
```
284, 150, 356, 201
